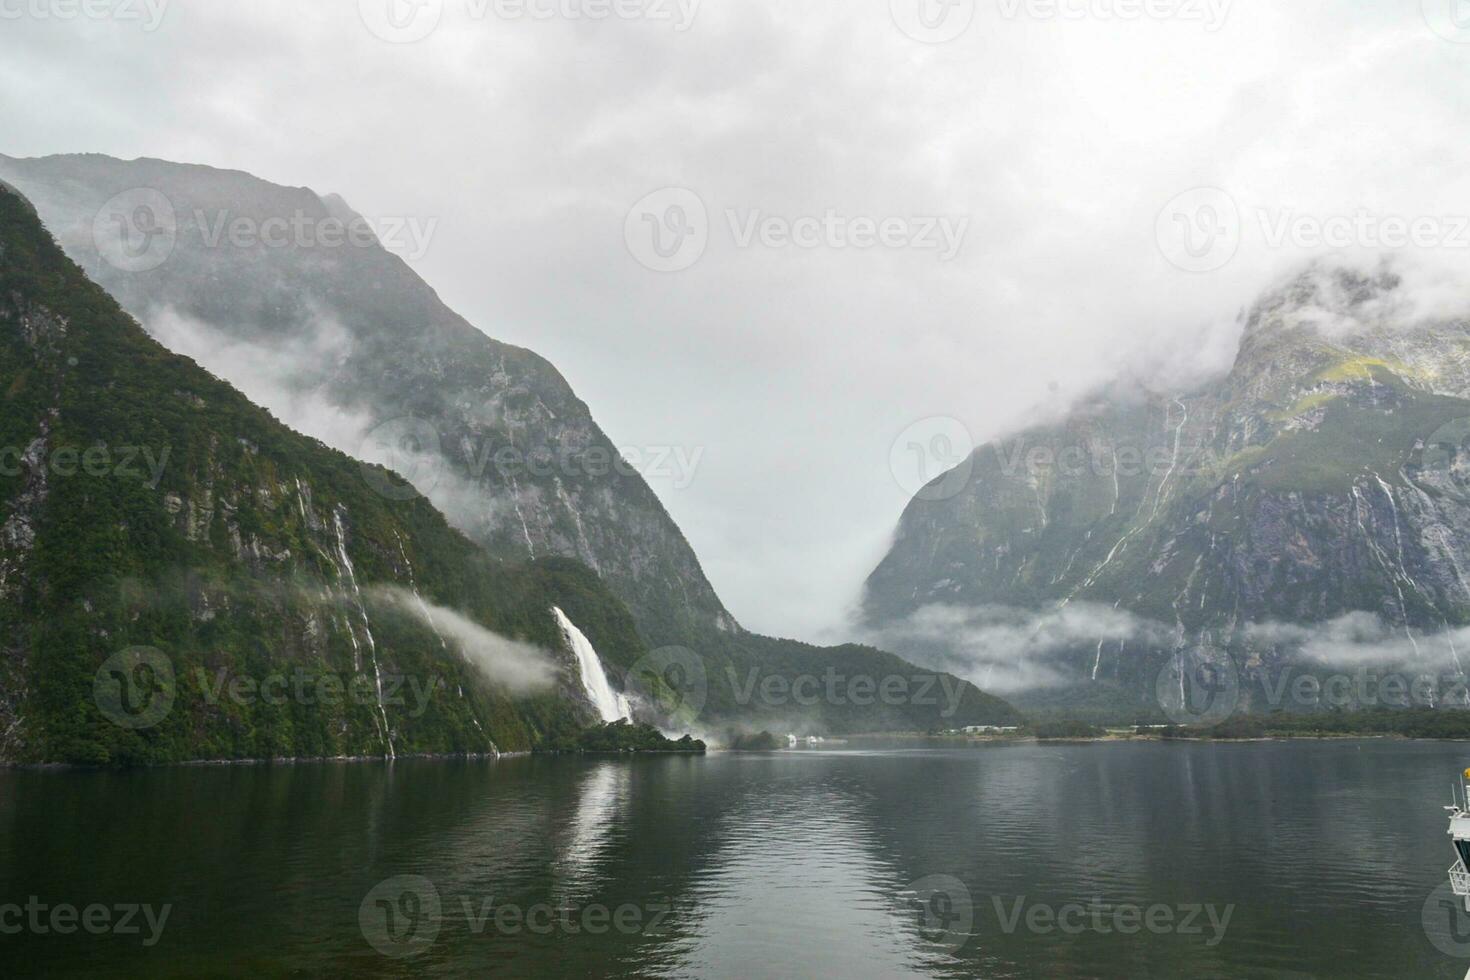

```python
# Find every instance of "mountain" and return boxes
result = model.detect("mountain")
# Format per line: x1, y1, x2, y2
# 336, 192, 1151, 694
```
863, 265, 1470, 716
0, 152, 737, 648
0, 153, 1022, 734
0, 179, 661, 765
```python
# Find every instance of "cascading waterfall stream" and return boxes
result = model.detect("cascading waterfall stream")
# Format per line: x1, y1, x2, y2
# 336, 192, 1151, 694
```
331, 506, 394, 759
553, 607, 631, 723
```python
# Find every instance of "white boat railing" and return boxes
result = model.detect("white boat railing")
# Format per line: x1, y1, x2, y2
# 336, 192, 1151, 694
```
1450, 861, 1470, 898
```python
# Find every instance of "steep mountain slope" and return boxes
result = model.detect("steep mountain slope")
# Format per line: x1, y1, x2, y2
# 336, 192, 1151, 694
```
0, 152, 1022, 733
864, 266, 1470, 712
0, 180, 647, 765
0, 152, 737, 648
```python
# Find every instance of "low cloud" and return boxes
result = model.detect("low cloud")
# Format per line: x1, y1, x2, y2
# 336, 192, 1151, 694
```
867, 601, 1170, 694
1247, 256, 1470, 341
147, 306, 522, 549
1245, 612, 1470, 673
868, 603, 1470, 694
146, 305, 376, 454
370, 586, 557, 694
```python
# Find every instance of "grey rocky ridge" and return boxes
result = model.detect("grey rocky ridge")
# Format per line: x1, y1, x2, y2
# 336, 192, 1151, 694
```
863, 265, 1470, 719
0, 177, 654, 764
0, 152, 736, 646
0, 153, 1019, 738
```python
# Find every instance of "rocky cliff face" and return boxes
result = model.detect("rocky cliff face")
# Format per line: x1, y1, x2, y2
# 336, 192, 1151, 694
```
864, 266, 1470, 714
0, 153, 739, 649
0, 181, 644, 765
0, 154, 1022, 737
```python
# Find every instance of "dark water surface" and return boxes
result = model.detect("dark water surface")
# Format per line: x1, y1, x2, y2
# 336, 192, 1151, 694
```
3, 739, 1469, 978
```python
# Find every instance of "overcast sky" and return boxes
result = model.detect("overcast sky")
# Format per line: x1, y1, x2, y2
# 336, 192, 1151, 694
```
4, 0, 1470, 641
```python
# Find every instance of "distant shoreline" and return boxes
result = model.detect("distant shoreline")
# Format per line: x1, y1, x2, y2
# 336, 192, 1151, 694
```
844, 731, 1470, 744
14, 730, 1470, 770
0, 750, 526, 772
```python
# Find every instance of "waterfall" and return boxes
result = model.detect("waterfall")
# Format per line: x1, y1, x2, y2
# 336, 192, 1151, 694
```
553, 607, 630, 723
332, 506, 394, 760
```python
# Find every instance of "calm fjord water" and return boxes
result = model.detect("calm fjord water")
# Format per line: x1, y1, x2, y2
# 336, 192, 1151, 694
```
2, 739, 1467, 978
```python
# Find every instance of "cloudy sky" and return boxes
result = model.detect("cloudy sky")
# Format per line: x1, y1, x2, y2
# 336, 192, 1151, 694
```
4, 0, 1470, 641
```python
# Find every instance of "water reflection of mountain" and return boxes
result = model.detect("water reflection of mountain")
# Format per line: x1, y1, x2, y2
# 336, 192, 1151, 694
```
2, 744, 1467, 977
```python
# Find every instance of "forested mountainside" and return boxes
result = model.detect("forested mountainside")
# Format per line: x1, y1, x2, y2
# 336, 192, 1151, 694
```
0, 180, 649, 765
0, 152, 737, 648
0, 154, 1022, 736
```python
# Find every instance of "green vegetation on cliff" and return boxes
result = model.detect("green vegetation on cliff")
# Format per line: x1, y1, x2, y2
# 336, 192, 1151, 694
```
0, 183, 643, 765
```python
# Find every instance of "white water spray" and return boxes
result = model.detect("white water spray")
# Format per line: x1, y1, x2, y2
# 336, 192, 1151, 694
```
553, 607, 630, 723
